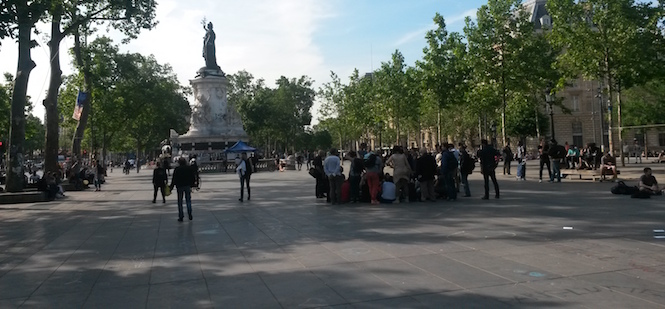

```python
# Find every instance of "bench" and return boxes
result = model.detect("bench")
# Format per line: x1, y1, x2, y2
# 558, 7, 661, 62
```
0, 191, 49, 204
562, 169, 621, 182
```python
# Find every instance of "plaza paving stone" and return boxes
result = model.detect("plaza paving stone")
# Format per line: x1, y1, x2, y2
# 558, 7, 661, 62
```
0, 161, 664, 308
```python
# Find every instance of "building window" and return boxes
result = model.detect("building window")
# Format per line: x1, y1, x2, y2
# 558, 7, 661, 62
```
659, 133, 665, 147
571, 96, 580, 112
572, 121, 583, 147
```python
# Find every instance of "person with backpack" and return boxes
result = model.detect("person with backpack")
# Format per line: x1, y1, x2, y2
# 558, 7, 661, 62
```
152, 161, 168, 203
459, 144, 475, 197
348, 150, 364, 203
364, 152, 382, 205
237, 152, 254, 202
440, 144, 458, 201
477, 139, 500, 200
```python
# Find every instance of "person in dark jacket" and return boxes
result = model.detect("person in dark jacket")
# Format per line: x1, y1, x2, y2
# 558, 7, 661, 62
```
313, 150, 328, 199
538, 139, 552, 183
459, 144, 474, 197
416, 148, 437, 202
548, 139, 566, 183
170, 157, 197, 221
348, 150, 364, 203
477, 139, 500, 200
440, 144, 458, 201
152, 161, 168, 203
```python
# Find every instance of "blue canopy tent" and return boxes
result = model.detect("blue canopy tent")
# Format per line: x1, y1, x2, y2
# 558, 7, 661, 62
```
224, 140, 257, 153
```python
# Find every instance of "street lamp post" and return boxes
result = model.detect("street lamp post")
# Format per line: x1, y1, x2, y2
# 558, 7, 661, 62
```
546, 91, 555, 140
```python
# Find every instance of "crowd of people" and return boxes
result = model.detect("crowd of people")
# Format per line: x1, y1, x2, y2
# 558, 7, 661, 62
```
309, 140, 503, 205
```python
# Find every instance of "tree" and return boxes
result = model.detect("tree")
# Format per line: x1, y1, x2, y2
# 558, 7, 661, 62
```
59, 45, 190, 161
2, 1, 49, 191
464, 0, 539, 147
419, 13, 469, 143
43, 0, 157, 174
548, 0, 665, 165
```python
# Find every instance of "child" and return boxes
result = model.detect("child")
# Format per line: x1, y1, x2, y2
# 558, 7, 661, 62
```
379, 174, 397, 204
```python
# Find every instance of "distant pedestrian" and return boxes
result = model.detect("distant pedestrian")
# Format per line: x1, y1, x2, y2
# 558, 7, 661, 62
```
170, 157, 196, 222
548, 139, 566, 183
502, 144, 513, 175
416, 148, 437, 201
93, 160, 103, 191
236, 152, 253, 202
477, 139, 500, 200
313, 150, 327, 199
364, 152, 382, 205
516, 141, 526, 181
538, 139, 552, 183
348, 151, 364, 203
152, 161, 168, 203
440, 144, 458, 201
324, 148, 343, 204
459, 144, 475, 197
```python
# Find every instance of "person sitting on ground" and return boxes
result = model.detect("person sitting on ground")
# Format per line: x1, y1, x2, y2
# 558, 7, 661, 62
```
655, 150, 665, 163
639, 167, 660, 195
379, 174, 396, 204
600, 152, 618, 182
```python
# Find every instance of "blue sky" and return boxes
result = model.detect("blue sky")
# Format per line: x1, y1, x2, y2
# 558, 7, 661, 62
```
0, 0, 488, 121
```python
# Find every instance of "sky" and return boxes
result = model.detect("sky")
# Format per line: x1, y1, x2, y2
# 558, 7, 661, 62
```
0, 0, 488, 123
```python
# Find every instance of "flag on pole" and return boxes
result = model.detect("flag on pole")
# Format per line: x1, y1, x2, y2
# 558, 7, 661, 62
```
72, 90, 87, 120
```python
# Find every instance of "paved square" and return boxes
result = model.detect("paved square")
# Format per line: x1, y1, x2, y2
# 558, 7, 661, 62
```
1, 163, 665, 308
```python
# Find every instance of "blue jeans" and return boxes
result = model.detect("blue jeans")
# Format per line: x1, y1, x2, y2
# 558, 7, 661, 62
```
177, 186, 192, 219
460, 173, 471, 196
551, 160, 561, 182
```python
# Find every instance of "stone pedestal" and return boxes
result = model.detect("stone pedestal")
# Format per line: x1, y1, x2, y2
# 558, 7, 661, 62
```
171, 72, 248, 156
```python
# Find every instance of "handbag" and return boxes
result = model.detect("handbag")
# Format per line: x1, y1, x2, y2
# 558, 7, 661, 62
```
308, 167, 319, 178
164, 185, 172, 197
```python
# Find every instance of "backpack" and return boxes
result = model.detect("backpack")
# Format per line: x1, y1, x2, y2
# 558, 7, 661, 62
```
610, 181, 639, 195
364, 154, 377, 169
352, 157, 364, 174
461, 152, 475, 174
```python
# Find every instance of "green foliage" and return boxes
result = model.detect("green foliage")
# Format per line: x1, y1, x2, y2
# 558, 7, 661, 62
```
0, 74, 11, 141
229, 70, 316, 152
505, 95, 549, 139
623, 79, 665, 127
59, 37, 190, 155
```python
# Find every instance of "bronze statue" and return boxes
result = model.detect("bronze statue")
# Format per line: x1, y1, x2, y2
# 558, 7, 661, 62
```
203, 22, 220, 70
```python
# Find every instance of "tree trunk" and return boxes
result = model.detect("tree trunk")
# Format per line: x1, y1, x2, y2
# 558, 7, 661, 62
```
5, 13, 36, 192
43, 6, 64, 174
71, 28, 93, 157
617, 90, 625, 166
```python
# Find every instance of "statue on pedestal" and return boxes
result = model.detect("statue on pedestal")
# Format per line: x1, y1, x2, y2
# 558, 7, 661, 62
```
198, 20, 224, 77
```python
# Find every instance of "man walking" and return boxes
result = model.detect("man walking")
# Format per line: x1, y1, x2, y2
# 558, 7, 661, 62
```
324, 148, 343, 204
477, 139, 500, 200
170, 157, 197, 221
538, 139, 552, 183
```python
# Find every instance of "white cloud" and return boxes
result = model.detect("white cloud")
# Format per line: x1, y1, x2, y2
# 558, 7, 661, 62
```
393, 8, 477, 47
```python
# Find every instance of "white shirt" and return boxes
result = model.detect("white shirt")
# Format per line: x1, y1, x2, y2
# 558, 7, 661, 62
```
381, 182, 396, 200
236, 160, 246, 177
